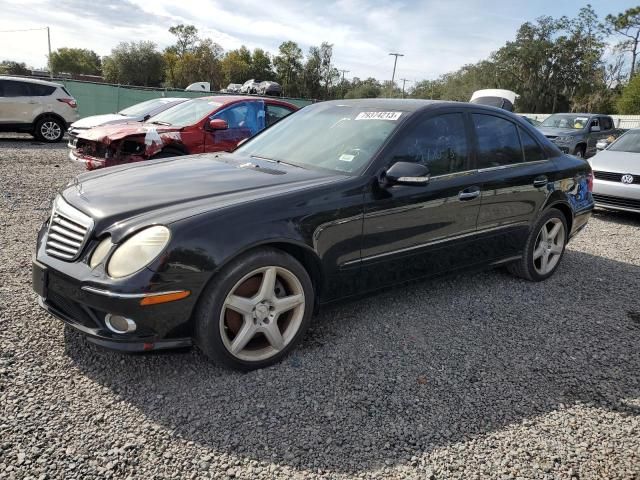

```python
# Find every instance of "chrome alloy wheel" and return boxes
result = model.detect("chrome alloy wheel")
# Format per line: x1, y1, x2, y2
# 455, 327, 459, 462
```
41, 121, 62, 141
533, 218, 565, 275
219, 266, 305, 362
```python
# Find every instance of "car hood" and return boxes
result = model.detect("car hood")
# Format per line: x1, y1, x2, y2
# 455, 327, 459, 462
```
75, 122, 181, 144
61, 152, 344, 241
537, 127, 580, 137
71, 113, 132, 130
589, 149, 640, 173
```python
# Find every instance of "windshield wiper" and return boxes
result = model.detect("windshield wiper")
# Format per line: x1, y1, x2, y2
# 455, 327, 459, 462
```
250, 155, 304, 169
149, 120, 172, 126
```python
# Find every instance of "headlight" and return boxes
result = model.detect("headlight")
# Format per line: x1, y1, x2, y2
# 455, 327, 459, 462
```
556, 136, 573, 142
107, 226, 171, 278
90, 237, 113, 268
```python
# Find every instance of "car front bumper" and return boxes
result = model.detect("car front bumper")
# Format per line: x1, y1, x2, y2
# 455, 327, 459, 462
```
592, 180, 640, 213
68, 149, 105, 170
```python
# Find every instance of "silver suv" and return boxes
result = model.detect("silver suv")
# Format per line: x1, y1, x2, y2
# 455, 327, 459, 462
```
0, 76, 79, 142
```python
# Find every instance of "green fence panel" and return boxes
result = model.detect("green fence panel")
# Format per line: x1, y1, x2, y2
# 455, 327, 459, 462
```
57, 79, 313, 118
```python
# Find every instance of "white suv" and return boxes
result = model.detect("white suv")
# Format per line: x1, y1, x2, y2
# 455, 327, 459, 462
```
0, 76, 79, 142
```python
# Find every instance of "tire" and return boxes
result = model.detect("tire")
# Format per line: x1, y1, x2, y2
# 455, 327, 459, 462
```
507, 208, 568, 282
34, 117, 64, 143
194, 247, 314, 371
573, 145, 585, 158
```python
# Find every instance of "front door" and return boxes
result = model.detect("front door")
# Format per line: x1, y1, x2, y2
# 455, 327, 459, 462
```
470, 113, 553, 260
359, 111, 482, 289
204, 101, 266, 152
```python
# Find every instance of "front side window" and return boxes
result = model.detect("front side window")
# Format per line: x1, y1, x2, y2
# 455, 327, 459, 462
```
387, 113, 469, 176
472, 114, 523, 168
235, 103, 404, 174
212, 101, 265, 135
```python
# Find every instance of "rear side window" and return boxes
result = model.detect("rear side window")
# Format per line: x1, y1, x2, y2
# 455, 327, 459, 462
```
600, 116, 613, 131
519, 127, 546, 162
266, 104, 294, 127
388, 113, 469, 176
30, 84, 56, 96
472, 114, 523, 168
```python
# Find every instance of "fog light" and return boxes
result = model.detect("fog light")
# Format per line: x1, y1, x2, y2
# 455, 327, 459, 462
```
105, 314, 137, 334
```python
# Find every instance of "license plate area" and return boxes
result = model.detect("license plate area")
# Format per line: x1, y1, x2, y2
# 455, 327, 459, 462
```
32, 261, 48, 299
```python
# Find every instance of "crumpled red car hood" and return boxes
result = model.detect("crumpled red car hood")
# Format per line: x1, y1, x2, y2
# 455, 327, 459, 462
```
76, 122, 181, 144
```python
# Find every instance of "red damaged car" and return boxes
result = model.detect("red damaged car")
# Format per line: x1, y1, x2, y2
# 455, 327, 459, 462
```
69, 96, 298, 170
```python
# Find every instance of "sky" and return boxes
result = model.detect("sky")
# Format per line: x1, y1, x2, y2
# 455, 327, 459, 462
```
0, 0, 635, 83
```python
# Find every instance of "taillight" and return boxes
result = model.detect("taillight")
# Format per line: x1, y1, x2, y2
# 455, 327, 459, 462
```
57, 98, 77, 108
586, 173, 593, 192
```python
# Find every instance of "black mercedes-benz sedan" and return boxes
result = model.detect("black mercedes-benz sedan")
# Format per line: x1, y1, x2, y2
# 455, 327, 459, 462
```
33, 99, 594, 370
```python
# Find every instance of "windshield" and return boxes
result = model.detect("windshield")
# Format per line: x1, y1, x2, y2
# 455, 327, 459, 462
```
119, 98, 179, 117
541, 114, 590, 130
147, 98, 222, 127
608, 130, 640, 154
235, 103, 405, 174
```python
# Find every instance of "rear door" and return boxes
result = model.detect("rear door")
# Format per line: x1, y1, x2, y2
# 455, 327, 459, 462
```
204, 100, 265, 152
471, 112, 553, 260
359, 109, 483, 287
0, 80, 41, 124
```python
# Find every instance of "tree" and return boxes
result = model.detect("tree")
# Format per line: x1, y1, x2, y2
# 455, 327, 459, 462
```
344, 77, 382, 98
0, 60, 29, 75
103, 41, 164, 87
604, 7, 640, 79
250, 48, 274, 81
164, 25, 224, 89
50, 48, 101, 75
617, 72, 640, 113
220, 47, 252, 85
273, 41, 303, 97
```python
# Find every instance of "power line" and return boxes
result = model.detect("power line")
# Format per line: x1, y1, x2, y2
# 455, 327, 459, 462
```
0, 27, 48, 33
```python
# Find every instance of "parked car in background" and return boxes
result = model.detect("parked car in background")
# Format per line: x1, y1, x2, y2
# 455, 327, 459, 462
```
257, 81, 282, 96
69, 96, 298, 170
522, 116, 541, 126
240, 79, 261, 94
35, 99, 593, 370
537, 113, 622, 158
223, 83, 242, 93
0, 76, 79, 142
589, 128, 640, 213
67, 97, 188, 148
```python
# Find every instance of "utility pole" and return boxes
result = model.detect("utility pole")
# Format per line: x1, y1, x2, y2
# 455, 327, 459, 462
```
46, 26, 52, 78
388, 52, 404, 87
338, 69, 349, 99
399, 78, 411, 98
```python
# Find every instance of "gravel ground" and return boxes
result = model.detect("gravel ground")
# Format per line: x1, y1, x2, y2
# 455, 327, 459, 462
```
1, 133, 639, 479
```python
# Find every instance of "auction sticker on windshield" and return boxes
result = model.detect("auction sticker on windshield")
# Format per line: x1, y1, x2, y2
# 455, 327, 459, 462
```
355, 112, 402, 121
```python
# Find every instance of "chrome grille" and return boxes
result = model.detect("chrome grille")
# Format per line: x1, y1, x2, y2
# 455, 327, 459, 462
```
45, 196, 94, 261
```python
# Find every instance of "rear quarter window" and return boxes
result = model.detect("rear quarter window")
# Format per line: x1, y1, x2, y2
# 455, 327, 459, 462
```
30, 84, 56, 96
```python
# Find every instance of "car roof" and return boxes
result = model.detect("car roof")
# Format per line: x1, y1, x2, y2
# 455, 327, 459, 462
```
192, 95, 298, 108
0, 75, 63, 87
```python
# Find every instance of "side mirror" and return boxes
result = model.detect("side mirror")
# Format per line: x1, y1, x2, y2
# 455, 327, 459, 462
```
590, 125, 600, 132
209, 119, 228, 130
384, 161, 430, 186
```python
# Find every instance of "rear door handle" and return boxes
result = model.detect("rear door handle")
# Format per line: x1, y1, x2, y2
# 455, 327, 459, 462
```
458, 186, 480, 201
533, 175, 548, 188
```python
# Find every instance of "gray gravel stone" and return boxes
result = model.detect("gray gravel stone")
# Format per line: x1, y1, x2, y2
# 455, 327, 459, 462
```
1, 133, 639, 479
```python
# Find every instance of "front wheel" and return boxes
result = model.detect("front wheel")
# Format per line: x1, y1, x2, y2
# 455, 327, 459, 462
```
573, 145, 585, 158
195, 248, 314, 370
508, 208, 568, 281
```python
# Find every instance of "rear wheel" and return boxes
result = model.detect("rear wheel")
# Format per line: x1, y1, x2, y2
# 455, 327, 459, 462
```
508, 208, 568, 281
34, 117, 64, 142
195, 248, 314, 370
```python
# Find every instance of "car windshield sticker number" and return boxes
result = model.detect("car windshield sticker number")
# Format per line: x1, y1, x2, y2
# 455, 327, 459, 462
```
355, 112, 402, 121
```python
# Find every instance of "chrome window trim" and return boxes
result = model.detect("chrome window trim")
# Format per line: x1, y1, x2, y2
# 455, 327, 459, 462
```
477, 159, 549, 173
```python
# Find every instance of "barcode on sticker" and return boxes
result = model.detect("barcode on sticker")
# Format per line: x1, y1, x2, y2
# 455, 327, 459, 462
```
355, 112, 402, 121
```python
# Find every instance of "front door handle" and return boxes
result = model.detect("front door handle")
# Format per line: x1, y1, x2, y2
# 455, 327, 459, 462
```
533, 175, 548, 188
458, 186, 480, 201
